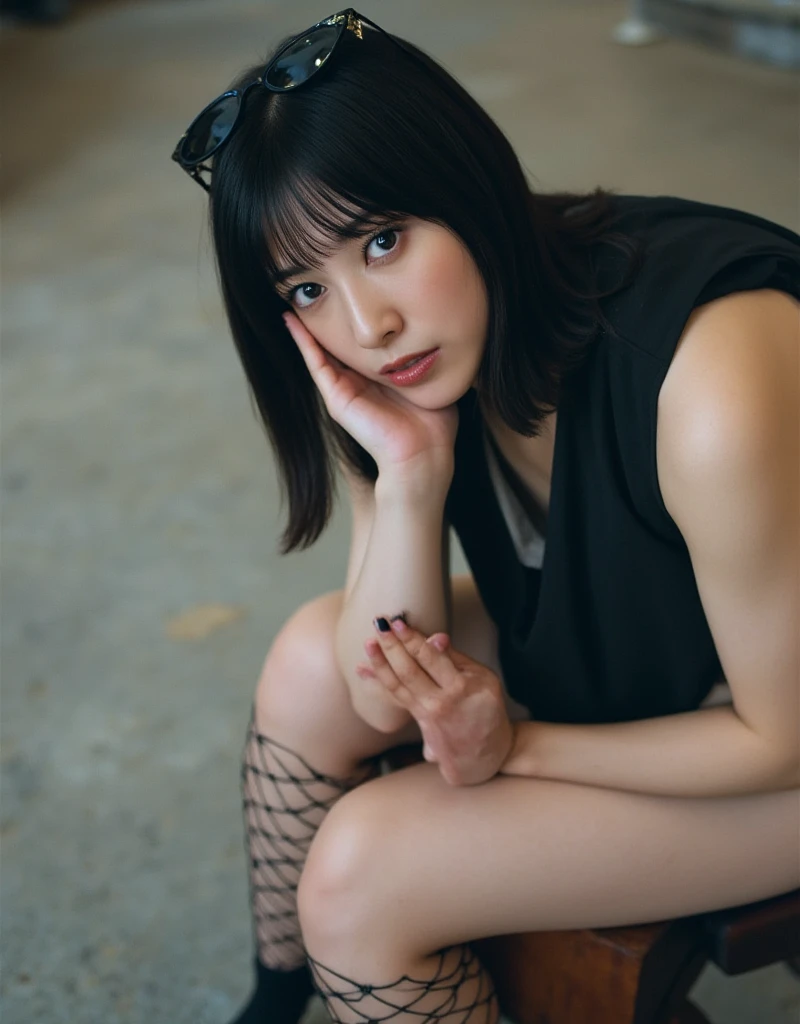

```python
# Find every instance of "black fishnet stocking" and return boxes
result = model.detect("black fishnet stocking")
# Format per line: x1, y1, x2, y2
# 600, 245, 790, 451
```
241, 703, 381, 970
307, 943, 499, 1024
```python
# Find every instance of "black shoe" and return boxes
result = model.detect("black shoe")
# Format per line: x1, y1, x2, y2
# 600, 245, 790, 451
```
228, 957, 316, 1024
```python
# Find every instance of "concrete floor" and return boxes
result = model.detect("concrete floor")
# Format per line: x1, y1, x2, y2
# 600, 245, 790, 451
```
1, 1, 799, 1022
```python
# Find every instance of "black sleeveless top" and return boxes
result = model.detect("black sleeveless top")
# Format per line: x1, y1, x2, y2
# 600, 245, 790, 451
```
444, 195, 800, 725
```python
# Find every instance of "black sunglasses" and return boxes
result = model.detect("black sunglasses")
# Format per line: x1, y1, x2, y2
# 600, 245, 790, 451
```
171, 8, 395, 192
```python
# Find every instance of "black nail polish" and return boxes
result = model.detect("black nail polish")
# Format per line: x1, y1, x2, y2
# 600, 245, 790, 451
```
374, 617, 390, 632
389, 614, 407, 624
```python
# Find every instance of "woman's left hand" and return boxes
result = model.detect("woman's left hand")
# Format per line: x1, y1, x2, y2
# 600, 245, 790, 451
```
357, 617, 515, 786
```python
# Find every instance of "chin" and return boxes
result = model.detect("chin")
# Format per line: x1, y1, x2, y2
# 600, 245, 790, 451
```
413, 377, 472, 411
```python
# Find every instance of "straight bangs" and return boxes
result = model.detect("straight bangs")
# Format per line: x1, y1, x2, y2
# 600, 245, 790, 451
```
260, 171, 408, 290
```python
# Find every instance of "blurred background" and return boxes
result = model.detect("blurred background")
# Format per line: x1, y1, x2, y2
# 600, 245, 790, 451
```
1, 1, 798, 1022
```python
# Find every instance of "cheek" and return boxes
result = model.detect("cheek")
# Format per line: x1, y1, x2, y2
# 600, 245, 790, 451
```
409, 245, 487, 333
297, 311, 351, 366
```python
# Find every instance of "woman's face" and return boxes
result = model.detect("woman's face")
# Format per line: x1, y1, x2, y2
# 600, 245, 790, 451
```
271, 216, 489, 408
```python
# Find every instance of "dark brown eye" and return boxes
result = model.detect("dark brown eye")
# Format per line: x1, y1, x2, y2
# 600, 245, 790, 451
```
365, 229, 400, 259
290, 282, 324, 309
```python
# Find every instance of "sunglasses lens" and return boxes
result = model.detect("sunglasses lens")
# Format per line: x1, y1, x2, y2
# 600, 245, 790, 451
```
181, 93, 242, 164
265, 23, 342, 89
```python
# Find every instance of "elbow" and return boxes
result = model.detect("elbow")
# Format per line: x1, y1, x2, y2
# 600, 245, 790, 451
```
334, 648, 412, 736
347, 668, 414, 735
334, 624, 414, 735
350, 688, 414, 735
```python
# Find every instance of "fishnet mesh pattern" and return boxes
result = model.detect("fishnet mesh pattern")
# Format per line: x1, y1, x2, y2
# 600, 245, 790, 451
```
307, 943, 499, 1024
241, 703, 381, 970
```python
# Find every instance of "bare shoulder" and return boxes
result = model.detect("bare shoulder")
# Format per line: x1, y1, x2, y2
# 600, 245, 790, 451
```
653, 289, 799, 767
657, 288, 799, 512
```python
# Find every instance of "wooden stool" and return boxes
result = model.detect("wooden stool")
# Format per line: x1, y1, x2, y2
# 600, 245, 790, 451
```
380, 743, 800, 1024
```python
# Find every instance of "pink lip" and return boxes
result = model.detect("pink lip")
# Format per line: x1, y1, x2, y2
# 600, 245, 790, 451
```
380, 348, 438, 375
384, 348, 440, 387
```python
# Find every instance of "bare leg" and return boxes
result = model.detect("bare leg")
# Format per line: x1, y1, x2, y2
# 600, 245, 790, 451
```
231, 576, 519, 1023
297, 761, 799, 1024
230, 589, 422, 1023
241, 709, 381, 970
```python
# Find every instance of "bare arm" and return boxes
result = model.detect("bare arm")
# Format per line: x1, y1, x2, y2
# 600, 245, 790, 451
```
336, 463, 453, 733
503, 289, 800, 797
281, 309, 458, 734
502, 705, 798, 797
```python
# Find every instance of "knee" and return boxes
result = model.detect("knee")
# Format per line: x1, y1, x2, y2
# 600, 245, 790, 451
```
297, 783, 389, 941
254, 589, 345, 726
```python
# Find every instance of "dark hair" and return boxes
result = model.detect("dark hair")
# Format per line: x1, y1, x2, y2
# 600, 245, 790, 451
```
209, 25, 644, 554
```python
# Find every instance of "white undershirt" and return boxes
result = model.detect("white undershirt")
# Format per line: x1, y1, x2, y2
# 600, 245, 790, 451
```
482, 429, 545, 569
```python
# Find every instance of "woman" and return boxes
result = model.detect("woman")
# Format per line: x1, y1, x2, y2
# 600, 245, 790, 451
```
171, 11, 800, 1024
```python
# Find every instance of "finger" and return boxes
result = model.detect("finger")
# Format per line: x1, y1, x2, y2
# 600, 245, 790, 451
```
355, 657, 412, 716
390, 618, 479, 677
283, 312, 349, 373
440, 645, 476, 670
362, 639, 415, 707
371, 618, 442, 702
283, 313, 372, 427
387, 618, 461, 691
282, 312, 332, 378
422, 740, 438, 763
418, 629, 479, 672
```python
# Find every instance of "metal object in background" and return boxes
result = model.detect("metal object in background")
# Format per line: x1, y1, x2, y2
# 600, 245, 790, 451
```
613, 0, 668, 44
614, 0, 800, 68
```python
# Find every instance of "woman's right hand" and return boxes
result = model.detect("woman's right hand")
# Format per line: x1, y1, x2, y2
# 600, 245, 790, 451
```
284, 311, 459, 486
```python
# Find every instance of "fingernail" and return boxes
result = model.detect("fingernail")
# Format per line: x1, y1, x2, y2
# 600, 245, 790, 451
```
374, 617, 390, 633
390, 616, 408, 633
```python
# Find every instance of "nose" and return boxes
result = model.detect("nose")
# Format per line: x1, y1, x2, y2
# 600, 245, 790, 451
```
341, 280, 403, 350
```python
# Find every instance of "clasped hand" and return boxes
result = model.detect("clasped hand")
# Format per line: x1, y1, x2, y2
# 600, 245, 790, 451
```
356, 617, 515, 786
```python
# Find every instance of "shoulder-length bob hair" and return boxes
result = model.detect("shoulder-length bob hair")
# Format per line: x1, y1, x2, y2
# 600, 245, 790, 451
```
208, 24, 643, 553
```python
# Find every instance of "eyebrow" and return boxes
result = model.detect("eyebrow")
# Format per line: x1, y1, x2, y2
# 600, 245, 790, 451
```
272, 264, 309, 286
270, 213, 396, 288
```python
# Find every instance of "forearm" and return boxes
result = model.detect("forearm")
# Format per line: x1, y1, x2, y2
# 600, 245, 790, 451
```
336, 473, 451, 733
501, 704, 800, 797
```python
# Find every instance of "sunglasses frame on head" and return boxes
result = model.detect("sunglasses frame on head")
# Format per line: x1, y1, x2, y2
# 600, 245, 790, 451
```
171, 8, 398, 192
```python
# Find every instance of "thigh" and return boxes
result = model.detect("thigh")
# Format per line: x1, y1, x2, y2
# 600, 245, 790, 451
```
299, 760, 800, 966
